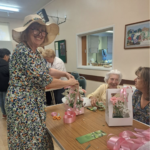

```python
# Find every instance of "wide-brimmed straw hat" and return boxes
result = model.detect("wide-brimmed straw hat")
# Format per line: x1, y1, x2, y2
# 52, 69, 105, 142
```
12, 14, 59, 46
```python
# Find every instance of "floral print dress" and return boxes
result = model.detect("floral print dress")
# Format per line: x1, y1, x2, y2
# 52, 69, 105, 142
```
132, 89, 150, 125
5, 43, 54, 150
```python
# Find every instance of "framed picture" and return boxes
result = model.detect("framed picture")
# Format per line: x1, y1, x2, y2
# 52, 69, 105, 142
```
124, 20, 150, 49
54, 40, 67, 63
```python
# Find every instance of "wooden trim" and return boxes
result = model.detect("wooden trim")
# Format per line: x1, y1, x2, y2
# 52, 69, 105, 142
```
81, 36, 87, 65
125, 19, 150, 26
69, 72, 135, 85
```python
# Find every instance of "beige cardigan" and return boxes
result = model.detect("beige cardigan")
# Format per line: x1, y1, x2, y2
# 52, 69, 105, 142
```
87, 84, 120, 103
87, 84, 108, 103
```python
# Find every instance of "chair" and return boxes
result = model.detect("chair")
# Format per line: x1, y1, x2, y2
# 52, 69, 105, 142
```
77, 76, 86, 90
71, 71, 79, 80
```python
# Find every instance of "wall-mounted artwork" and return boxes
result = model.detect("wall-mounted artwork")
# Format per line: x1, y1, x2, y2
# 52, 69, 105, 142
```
124, 20, 150, 49
54, 40, 67, 63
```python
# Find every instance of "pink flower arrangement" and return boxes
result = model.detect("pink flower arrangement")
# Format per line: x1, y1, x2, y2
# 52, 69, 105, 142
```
63, 86, 86, 109
110, 87, 132, 118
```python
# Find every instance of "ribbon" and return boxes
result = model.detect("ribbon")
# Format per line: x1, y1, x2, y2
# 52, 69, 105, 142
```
51, 112, 57, 117
74, 107, 84, 115
65, 104, 84, 115
63, 111, 76, 123
107, 128, 150, 150
120, 86, 132, 102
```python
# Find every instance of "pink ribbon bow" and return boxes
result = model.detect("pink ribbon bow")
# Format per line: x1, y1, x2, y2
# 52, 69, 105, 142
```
63, 111, 76, 123
120, 87, 132, 102
107, 128, 150, 150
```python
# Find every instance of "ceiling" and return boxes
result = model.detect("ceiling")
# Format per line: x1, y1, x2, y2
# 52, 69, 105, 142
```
0, 0, 52, 19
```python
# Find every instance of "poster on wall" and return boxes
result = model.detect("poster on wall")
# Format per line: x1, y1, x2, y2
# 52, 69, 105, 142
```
54, 40, 67, 63
124, 20, 150, 49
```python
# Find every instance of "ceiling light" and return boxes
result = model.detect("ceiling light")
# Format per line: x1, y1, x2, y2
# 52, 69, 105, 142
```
106, 31, 113, 33
0, 6, 19, 12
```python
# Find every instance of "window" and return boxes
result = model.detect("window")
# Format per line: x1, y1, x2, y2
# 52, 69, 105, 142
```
77, 26, 114, 70
0, 22, 11, 41
0, 22, 13, 54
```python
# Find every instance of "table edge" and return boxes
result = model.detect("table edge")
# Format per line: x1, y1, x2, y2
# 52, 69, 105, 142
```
47, 127, 65, 150
133, 119, 150, 127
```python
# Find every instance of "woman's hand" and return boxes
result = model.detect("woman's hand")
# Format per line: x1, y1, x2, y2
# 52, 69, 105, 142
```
65, 72, 74, 79
90, 97, 98, 106
68, 78, 79, 86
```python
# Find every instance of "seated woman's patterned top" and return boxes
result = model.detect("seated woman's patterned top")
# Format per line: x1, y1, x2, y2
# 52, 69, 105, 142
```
132, 89, 150, 125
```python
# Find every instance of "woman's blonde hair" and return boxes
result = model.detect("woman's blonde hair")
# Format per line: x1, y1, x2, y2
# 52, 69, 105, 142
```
37, 47, 44, 54
42, 48, 56, 58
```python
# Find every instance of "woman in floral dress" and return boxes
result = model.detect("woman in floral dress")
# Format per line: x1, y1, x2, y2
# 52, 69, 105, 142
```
5, 14, 78, 150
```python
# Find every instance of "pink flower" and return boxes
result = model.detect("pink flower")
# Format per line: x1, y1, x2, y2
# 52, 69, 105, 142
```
70, 89, 75, 94
110, 97, 117, 101
82, 89, 86, 93
110, 97, 118, 105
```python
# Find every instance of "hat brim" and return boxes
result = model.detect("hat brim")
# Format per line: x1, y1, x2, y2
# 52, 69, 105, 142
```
12, 20, 59, 47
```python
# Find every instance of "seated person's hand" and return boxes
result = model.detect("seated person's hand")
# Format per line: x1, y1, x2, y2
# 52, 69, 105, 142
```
90, 96, 98, 106
65, 72, 75, 79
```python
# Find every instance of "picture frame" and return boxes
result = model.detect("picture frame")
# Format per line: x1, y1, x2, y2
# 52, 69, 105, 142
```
54, 40, 67, 63
124, 20, 150, 49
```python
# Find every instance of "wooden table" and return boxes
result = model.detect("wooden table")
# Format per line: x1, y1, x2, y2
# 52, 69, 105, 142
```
46, 104, 149, 150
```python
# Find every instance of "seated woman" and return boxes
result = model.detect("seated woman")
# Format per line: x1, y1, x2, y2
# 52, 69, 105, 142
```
132, 67, 150, 125
87, 69, 122, 106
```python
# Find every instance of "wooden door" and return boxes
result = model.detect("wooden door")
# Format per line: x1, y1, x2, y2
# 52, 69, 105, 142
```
82, 36, 87, 65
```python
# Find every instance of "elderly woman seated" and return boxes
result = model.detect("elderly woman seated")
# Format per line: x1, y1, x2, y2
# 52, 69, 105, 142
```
132, 67, 150, 125
87, 69, 122, 106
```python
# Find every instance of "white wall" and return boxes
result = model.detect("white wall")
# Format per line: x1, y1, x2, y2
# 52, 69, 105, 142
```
43, 0, 149, 94
0, 17, 23, 51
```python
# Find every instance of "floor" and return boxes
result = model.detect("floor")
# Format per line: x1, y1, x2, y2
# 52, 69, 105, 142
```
0, 110, 61, 150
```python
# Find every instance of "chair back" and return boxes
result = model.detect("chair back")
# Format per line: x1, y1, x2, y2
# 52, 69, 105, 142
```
71, 72, 79, 80
77, 76, 86, 90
